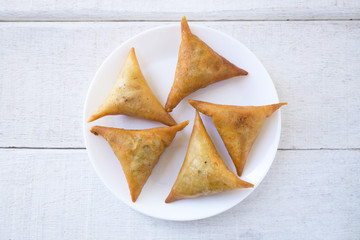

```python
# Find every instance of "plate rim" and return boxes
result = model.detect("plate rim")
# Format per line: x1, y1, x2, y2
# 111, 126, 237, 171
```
83, 23, 282, 221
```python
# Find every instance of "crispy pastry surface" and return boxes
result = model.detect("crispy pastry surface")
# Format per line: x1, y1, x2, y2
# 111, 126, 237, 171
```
165, 111, 253, 203
91, 121, 189, 202
88, 48, 177, 126
165, 17, 247, 112
189, 99, 287, 176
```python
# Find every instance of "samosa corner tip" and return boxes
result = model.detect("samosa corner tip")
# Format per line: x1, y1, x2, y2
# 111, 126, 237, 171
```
127, 47, 137, 62
188, 99, 203, 108
88, 113, 101, 123
129, 47, 135, 54
181, 16, 191, 35
174, 120, 190, 131
128, 47, 138, 62
90, 125, 103, 136
194, 110, 201, 121
165, 192, 178, 203
268, 102, 288, 116
187, 99, 196, 105
163, 114, 178, 126
239, 180, 255, 188
87, 117, 95, 123
236, 67, 248, 76
275, 102, 288, 108
131, 190, 141, 203
165, 105, 172, 112
188, 99, 215, 117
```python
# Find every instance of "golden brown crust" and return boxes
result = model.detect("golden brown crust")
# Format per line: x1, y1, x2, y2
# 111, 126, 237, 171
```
90, 121, 189, 202
165, 17, 248, 112
165, 111, 253, 203
188, 99, 287, 176
88, 47, 177, 126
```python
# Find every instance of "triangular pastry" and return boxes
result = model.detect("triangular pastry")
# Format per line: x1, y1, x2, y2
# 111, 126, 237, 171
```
165, 17, 248, 112
90, 121, 189, 202
189, 99, 287, 176
165, 111, 253, 203
88, 47, 177, 126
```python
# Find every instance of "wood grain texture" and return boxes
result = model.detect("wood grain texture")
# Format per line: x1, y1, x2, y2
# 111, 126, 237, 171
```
0, 0, 359, 21
1, 1, 358, 238
0, 21, 359, 149
0, 149, 358, 239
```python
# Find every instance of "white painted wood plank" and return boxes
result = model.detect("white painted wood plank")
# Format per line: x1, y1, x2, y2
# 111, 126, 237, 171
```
0, 0, 359, 20
0, 21, 359, 149
0, 149, 358, 239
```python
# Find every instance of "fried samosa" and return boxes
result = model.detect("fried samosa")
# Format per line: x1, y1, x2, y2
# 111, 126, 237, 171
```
165, 17, 248, 112
88, 47, 177, 126
90, 121, 189, 202
165, 111, 253, 203
189, 99, 287, 176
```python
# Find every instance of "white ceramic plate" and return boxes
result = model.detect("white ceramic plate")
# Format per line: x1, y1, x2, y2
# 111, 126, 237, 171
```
83, 23, 282, 221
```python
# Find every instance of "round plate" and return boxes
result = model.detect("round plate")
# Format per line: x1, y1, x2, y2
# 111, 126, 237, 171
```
83, 23, 282, 221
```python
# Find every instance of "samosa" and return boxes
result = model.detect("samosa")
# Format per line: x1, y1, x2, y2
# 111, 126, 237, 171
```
88, 47, 177, 126
90, 121, 189, 202
165, 17, 248, 112
189, 99, 287, 176
165, 111, 253, 203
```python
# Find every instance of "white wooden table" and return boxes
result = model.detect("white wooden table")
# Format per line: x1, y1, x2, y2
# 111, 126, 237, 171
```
1, 1, 359, 239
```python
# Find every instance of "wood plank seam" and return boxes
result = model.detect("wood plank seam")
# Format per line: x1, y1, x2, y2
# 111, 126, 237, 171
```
0, 19, 359, 22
